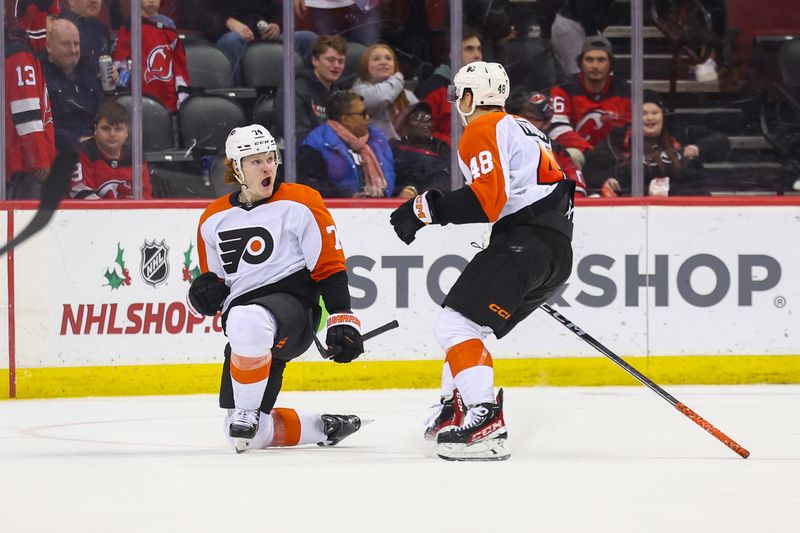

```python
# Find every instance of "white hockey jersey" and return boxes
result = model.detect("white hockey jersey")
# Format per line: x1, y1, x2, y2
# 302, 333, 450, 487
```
457, 112, 566, 223
197, 183, 347, 312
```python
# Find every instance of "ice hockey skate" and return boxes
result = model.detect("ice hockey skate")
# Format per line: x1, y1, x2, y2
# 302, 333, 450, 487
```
229, 409, 260, 454
424, 388, 466, 440
436, 389, 510, 461
317, 414, 364, 446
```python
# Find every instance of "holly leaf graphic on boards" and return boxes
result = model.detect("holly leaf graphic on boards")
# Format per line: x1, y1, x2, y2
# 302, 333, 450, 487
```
103, 243, 132, 290
182, 243, 201, 282
104, 268, 125, 290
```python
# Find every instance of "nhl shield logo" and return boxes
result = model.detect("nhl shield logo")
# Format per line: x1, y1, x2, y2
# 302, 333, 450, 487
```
140, 240, 170, 287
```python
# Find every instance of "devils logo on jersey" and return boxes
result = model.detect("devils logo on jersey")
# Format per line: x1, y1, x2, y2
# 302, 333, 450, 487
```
218, 227, 274, 274
144, 43, 174, 83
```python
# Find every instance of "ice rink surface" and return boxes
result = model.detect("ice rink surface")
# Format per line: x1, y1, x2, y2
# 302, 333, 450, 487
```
1, 385, 798, 533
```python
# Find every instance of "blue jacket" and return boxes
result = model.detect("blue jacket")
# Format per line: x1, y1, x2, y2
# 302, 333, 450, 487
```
301, 123, 395, 197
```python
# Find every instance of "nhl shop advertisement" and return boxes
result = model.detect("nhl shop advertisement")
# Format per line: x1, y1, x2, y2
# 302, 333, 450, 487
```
3, 204, 798, 369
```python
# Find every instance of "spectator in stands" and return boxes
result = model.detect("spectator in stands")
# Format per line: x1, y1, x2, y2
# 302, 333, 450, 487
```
4, 13, 57, 199
464, 0, 514, 64
41, 18, 103, 151
279, 35, 347, 143
415, 28, 483, 145
71, 100, 152, 199
141, 0, 176, 28
598, 92, 707, 197
352, 44, 418, 141
61, 0, 113, 80
294, 0, 382, 46
550, 0, 614, 77
112, 0, 190, 113
190, 0, 318, 86
297, 90, 395, 197
390, 102, 451, 195
505, 91, 589, 196
549, 35, 630, 160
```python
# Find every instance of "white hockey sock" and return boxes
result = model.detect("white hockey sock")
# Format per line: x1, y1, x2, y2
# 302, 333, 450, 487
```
230, 352, 271, 410
440, 362, 456, 399
453, 365, 495, 407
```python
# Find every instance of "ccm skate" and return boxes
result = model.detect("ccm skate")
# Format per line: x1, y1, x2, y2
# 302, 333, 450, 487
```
424, 389, 466, 440
436, 389, 510, 461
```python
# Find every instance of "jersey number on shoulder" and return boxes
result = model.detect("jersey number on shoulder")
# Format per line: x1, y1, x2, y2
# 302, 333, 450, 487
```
326, 225, 342, 250
469, 150, 494, 179
218, 227, 274, 274
537, 144, 566, 184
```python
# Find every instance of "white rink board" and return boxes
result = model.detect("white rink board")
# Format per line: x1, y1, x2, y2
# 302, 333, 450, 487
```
8, 205, 800, 368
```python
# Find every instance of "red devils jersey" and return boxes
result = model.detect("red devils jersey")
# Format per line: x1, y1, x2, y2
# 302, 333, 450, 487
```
197, 184, 348, 313
4, 35, 56, 176
14, 0, 60, 54
113, 18, 189, 113
549, 73, 631, 147
71, 138, 152, 199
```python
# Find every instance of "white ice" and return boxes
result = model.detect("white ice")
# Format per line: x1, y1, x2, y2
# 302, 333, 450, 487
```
1, 386, 798, 533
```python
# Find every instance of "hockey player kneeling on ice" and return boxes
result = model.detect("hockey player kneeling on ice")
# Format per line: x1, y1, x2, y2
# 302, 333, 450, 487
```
189, 124, 365, 453
390, 63, 575, 461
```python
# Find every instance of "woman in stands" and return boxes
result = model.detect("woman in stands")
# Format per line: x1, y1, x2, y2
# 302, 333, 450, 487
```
352, 44, 418, 141
599, 92, 715, 197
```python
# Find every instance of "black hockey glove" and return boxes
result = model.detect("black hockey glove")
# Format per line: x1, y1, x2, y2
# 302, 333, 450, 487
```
389, 190, 441, 244
325, 312, 364, 363
188, 272, 230, 316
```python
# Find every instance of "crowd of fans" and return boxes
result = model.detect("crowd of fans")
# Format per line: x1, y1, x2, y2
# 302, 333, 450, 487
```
3, 0, 795, 200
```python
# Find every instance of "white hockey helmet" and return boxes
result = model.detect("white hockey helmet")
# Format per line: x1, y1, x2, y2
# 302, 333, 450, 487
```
448, 61, 510, 126
225, 124, 281, 185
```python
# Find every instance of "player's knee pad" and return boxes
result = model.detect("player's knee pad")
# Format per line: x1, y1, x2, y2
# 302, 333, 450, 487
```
226, 304, 278, 356
434, 306, 493, 352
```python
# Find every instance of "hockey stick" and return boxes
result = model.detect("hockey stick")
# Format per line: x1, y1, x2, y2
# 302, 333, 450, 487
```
311, 318, 400, 360
0, 150, 77, 257
540, 303, 751, 459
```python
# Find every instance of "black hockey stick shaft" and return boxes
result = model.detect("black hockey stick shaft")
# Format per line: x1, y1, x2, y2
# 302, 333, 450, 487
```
0, 150, 77, 257
540, 304, 750, 459
312, 319, 399, 359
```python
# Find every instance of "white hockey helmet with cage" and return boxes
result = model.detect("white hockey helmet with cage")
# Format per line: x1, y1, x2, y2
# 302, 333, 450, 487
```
225, 124, 281, 185
448, 61, 510, 126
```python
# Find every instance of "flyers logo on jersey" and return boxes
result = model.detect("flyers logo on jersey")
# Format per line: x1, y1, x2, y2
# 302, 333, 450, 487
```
218, 227, 274, 274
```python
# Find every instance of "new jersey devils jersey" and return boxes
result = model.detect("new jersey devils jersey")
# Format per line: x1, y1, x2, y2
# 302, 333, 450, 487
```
113, 18, 189, 113
457, 112, 567, 223
197, 184, 348, 313
4, 35, 56, 176
71, 138, 152, 199
549, 73, 631, 147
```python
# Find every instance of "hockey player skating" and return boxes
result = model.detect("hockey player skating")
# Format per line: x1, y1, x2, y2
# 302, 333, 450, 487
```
389, 62, 575, 461
189, 124, 365, 453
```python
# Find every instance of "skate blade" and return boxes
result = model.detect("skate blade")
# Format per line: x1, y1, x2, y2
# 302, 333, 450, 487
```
437, 439, 511, 462
234, 438, 253, 454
